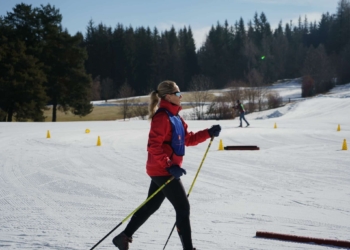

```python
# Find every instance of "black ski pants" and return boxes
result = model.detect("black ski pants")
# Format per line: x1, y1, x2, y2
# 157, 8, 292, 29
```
123, 176, 193, 249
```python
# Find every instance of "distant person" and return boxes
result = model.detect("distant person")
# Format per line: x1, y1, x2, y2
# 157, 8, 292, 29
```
233, 100, 250, 127
112, 80, 221, 250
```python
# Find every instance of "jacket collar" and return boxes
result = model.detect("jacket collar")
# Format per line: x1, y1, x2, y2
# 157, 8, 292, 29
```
159, 99, 182, 115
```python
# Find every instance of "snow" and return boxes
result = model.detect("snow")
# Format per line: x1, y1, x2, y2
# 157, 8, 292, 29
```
268, 78, 303, 101
1, 82, 350, 250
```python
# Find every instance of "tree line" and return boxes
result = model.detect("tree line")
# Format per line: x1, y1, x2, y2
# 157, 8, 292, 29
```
1, 0, 350, 121
87, 0, 350, 100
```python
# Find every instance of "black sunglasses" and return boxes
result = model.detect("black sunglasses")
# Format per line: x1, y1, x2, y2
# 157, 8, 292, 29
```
171, 91, 181, 97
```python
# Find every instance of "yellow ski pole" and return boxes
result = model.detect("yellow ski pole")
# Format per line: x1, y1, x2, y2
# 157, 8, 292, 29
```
90, 176, 174, 250
162, 137, 215, 250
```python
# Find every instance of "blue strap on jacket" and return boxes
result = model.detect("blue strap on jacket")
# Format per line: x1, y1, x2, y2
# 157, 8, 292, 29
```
155, 108, 185, 156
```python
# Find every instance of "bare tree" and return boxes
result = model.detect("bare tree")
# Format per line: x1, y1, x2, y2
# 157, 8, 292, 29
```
206, 95, 233, 120
188, 75, 213, 120
244, 69, 267, 112
118, 81, 135, 121
225, 80, 245, 104
266, 91, 283, 109
131, 97, 148, 120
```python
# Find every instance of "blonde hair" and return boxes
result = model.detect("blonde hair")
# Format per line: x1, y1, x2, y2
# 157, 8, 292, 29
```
148, 80, 178, 119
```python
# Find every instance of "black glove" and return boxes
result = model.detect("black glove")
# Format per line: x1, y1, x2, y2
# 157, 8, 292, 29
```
166, 165, 186, 179
208, 125, 221, 137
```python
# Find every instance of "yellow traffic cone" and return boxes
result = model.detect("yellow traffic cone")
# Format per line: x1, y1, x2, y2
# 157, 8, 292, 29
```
46, 130, 51, 138
342, 139, 347, 150
97, 136, 101, 146
274, 122, 277, 129
218, 139, 224, 150
85, 129, 90, 134
337, 124, 341, 131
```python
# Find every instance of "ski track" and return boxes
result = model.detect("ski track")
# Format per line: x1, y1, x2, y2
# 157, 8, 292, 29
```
1, 91, 350, 249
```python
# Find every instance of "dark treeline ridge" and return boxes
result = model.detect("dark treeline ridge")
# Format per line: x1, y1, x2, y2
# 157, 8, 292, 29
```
85, 21, 199, 101
1, 1, 350, 122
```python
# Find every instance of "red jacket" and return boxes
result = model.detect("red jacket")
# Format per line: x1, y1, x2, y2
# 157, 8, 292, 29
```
146, 99, 211, 176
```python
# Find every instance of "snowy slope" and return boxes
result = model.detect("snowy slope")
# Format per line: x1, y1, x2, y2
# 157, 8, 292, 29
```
0, 83, 350, 250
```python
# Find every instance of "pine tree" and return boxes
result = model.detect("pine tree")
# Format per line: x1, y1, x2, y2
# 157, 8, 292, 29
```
272, 23, 289, 80
0, 7, 48, 122
124, 26, 136, 94
331, 0, 350, 84
43, 31, 93, 121
151, 27, 162, 87
330, 0, 350, 54
163, 26, 182, 88
233, 18, 248, 80
2, 3, 92, 121
178, 26, 199, 89
133, 27, 154, 94
0, 35, 47, 121
111, 24, 128, 89
317, 13, 334, 52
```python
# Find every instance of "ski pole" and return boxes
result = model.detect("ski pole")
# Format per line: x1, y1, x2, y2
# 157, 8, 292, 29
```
162, 137, 215, 250
90, 176, 174, 250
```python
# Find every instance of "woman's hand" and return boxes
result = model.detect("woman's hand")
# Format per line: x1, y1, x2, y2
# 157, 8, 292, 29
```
208, 125, 221, 137
166, 165, 187, 179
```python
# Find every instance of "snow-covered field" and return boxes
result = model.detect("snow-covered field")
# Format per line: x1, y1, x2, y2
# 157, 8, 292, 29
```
1, 83, 350, 250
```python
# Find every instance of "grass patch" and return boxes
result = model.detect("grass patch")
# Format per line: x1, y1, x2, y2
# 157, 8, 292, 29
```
43, 106, 124, 122
43, 105, 195, 122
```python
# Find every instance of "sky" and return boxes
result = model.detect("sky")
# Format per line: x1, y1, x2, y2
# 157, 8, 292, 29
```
1, 80, 350, 249
1, 0, 339, 49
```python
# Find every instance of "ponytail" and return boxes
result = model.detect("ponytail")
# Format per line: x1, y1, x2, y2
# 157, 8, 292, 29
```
148, 91, 160, 119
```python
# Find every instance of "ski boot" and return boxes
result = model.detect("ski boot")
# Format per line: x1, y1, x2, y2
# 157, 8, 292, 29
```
112, 232, 132, 250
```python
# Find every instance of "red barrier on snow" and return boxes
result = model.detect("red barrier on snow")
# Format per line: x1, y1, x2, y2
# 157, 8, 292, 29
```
256, 231, 350, 248
224, 146, 259, 150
